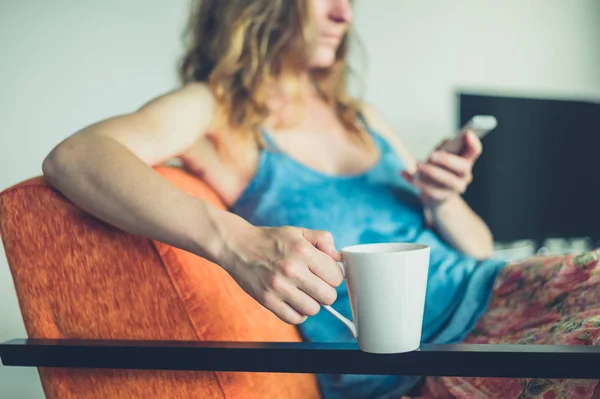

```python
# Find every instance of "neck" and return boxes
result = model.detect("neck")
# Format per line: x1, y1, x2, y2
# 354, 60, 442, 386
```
263, 73, 319, 127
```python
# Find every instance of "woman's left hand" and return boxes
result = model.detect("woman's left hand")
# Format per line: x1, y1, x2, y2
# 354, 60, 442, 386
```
402, 131, 482, 207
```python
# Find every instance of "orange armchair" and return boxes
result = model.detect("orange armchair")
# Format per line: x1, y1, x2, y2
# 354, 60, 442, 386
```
0, 166, 321, 399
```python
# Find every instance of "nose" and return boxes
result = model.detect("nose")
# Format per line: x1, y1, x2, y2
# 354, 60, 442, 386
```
329, 0, 351, 24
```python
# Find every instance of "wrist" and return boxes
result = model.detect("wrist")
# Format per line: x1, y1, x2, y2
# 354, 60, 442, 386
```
188, 198, 253, 266
423, 193, 461, 215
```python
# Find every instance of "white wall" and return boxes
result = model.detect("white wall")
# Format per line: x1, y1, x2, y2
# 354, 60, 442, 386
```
0, 1, 190, 397
1, 1, 599, 397
351, 0, 600, 158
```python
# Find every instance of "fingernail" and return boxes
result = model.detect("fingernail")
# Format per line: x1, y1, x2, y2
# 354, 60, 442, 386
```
430, 152, 439, 161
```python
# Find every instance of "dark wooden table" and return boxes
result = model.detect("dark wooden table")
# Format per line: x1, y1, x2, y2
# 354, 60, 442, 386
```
2, 339, 600, 379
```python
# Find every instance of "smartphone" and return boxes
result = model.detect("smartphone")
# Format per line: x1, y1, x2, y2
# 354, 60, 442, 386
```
439, 115, 498, 154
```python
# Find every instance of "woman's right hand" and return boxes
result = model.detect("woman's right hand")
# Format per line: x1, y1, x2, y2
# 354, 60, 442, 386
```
219, 223, 345, 325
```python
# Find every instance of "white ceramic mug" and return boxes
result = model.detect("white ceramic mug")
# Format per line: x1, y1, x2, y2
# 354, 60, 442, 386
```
323, 242, 430, 354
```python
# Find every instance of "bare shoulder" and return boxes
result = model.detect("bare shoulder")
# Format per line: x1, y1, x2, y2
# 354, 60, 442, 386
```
136, 82, 217, 132
359, 102, 417, 172
77, 82, 218, 165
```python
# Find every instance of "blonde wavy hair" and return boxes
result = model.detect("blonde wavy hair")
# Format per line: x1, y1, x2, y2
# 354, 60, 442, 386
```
179, 0, 370, 153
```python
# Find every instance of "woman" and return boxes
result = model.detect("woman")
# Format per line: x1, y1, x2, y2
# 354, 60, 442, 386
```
42, 0, 600, 398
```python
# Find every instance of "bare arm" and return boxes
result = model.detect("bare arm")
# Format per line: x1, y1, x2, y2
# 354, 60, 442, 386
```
42, 83, 243, 262
422, 193, 494, 259
42, 83, 345, 325
360, 103, 494, 259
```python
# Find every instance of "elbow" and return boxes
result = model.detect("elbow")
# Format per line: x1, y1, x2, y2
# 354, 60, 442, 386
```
42, 149, 60, 185
42, 139, 82, 188
42, 146, 66, 187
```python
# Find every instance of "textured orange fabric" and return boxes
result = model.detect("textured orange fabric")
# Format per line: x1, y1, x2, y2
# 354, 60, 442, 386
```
0, 166, 321, 399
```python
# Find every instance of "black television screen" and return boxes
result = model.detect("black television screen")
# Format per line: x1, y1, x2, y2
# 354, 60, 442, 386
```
458, 92, 600, 244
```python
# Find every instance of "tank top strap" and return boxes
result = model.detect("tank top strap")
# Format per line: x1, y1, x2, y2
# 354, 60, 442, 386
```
357, 112, 395, 156
259, 128, 283, 153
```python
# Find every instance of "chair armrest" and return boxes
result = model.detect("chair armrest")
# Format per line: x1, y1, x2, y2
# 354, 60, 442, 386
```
2, 339, 600, 379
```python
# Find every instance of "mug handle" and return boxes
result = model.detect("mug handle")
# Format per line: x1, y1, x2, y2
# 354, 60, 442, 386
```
322, 261, 357, 338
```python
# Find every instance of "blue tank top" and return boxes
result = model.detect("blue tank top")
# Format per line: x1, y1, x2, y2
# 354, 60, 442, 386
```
229, 122, 507, 399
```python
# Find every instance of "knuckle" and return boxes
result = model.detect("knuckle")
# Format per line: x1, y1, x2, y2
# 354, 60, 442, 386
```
267, 272, 286, 292
292, 242, 310, 257
279, 226, 295, 233
278, 226, 298, 238
289, 239, 306, 256
258, 289, 274, 306
280, 261, 302, 279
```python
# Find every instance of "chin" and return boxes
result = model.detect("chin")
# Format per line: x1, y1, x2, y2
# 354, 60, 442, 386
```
308, 48, 337, 69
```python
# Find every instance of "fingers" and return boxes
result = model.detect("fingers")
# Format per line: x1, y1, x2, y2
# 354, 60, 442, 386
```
300, 228, 342, 261
428, 151, 473, 179
305, 245, 344, 287
402, 169, 453, 203
417, 162, 468, 193
263, 270, 327, 324
245, 226, 344, 326
297, 266, 339, 304
262, 290, 308, 325
267, 274, 322, 316
299, 228, 344, 285
412, 178, 451, 203
277, 247, 340, 304
285, 287, 322, 317
279, 228, 343, 302
299, 228, 344, 284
